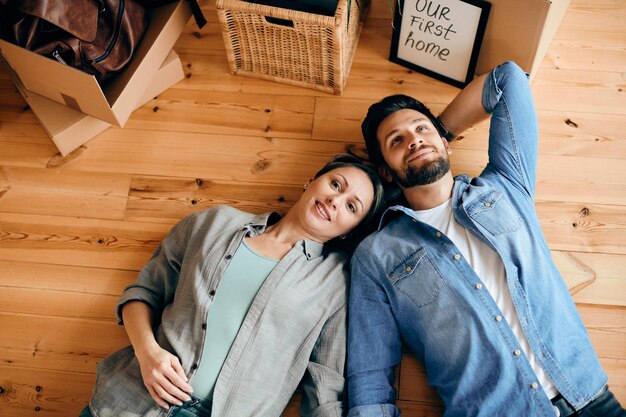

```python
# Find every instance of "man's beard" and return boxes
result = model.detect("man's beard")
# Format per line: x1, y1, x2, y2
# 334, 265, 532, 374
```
388, 150, 450, 188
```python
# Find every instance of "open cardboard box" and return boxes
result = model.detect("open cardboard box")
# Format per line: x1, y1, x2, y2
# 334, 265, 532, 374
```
0, 1, 191, 127
6, 50, 184, 156
475, 0, 571, 78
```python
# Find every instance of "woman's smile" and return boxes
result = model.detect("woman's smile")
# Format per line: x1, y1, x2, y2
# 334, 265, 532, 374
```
315, 200, 331, 221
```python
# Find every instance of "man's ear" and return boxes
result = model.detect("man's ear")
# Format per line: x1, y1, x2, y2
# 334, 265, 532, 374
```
378, 165, 393, 183
442, 137, 452, 155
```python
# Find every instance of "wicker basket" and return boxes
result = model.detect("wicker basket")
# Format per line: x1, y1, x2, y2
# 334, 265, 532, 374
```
215, 0, 366, 94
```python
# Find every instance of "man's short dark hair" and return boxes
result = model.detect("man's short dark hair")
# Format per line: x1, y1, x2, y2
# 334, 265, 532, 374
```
361, 94, 441, 167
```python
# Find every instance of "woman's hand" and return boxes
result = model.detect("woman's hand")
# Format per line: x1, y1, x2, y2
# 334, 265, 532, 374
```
135, 342, 194, 409
120, 301, 194, 409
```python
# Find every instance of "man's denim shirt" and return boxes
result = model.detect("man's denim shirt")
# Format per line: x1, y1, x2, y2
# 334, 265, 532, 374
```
347, 62, 607, 417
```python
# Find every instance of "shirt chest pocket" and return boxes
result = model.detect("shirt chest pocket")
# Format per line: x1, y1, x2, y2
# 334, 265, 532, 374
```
464, 190, 522, 235
388, 248, 445, 308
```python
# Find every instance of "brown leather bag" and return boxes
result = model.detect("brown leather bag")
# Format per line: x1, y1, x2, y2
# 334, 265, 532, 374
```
1, 0, 148, 84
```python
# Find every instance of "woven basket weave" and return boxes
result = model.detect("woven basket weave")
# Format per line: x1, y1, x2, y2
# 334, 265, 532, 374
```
215, 0, 366, 94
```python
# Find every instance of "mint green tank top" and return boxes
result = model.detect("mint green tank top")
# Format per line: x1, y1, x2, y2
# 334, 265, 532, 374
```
190, 239, 278, 399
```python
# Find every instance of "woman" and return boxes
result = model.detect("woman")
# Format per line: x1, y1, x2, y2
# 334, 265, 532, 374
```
80, 154, 385, 417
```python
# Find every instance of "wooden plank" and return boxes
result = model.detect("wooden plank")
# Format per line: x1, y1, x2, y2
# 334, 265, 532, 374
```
0, 166, 131, 220
394, 400, 445, 417
0, 312, 129, 374
0, 260, 136, 319
560, 0, 626, 33
282, 392, 302, 417
0, 124, 65, 168
546, 40, 626, 73
531, 69, 626, 115
17, 131, 348, 185
397, 354, 442, 405
600, 357, 626, 403
578, 305, 626, 360
125, 175, 299, 222
0, 212, 170, 270
0, 365, 95, 417
125, 89, 316, 139
536, 201, 626, 255
555, 251, 626, 307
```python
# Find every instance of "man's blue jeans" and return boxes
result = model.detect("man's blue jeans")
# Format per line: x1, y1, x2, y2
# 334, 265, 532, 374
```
552, 386, 626, 417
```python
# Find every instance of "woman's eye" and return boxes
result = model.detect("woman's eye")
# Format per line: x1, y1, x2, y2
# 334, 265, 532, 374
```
347, 203, 356, 213
331, 179, 341, 190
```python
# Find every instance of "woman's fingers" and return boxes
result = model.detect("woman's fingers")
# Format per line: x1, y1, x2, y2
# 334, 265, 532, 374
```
170, 357, 194, 393
138, 346, 194, 408
158, 366, 193, 403
146, 385, 170, 410
152, 379, 189, 407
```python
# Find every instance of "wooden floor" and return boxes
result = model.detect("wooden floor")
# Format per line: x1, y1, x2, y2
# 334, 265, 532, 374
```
1, 0, 625, 416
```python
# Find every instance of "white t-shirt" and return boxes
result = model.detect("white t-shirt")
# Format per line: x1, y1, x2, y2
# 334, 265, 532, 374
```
413, 198, 558, 399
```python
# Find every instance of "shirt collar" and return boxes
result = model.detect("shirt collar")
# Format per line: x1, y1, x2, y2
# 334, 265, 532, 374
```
245, 212, 324, 260
378, 174, 472, 230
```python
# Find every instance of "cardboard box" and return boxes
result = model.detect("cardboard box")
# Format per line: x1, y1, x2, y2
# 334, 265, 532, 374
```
9, 50, 184, 156
0, 1, 191, 127
475, 0, 571, 78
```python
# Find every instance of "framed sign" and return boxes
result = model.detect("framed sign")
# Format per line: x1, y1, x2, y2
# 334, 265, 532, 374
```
390, 0, 490, 88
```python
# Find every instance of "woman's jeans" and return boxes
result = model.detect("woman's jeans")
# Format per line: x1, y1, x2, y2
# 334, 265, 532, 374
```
79, 395, 212, 417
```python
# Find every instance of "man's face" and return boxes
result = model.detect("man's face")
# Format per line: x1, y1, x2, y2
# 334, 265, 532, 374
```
376, 109, 452, 188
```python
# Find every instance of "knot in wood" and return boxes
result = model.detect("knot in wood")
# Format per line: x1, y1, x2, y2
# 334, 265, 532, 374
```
251, 159, 272, 174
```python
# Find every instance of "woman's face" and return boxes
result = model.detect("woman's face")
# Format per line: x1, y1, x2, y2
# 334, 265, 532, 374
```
294, 166, 375, 242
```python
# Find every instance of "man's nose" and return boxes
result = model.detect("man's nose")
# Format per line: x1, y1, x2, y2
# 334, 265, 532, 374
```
408, 134, 423, 149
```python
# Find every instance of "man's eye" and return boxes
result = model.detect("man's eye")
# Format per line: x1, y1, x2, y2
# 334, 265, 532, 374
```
390, 136, 402, 145
417, 125, 427, 132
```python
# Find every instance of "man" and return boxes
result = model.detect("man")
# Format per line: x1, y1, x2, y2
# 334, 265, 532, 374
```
347, 62, 626, 417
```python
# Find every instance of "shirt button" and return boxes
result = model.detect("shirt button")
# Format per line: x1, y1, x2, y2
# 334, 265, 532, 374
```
514, 349, 521, 356
191, 363, 198, 370
201, 323, 207, 330
475, 283, 483, 289
495, 315, 503, 321
209, 290, 216, 296
453, 254, 461, 260
484, 202, 492, 207
531, 382, 539, 389
225, 254, 232, 260
436, 231, 442, 237
405, 266, 412, 272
